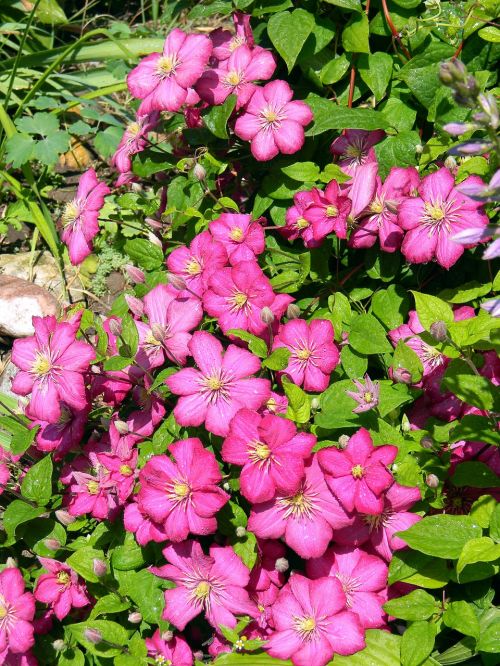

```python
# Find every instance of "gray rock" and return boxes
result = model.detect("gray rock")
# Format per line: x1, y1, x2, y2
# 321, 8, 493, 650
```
0, 356, 21, 401
0, 275, 59, 337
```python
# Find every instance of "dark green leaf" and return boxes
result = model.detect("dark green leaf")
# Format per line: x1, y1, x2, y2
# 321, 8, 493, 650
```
202, 95, 237, 139
21, 455, 52, 505
304, 95, 390, 136
268, 9, 315, 71
123, 238, 164, 271
374, 131, 420, 179
358, 52, 393, 100
342, 13, 370, 53
452, 462, 500, 489
349, 313, 393, 355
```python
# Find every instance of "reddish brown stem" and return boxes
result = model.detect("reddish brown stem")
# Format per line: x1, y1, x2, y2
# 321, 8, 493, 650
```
453, 41, 464, 58
347, 65, 357, 109
381, 0, 412, 60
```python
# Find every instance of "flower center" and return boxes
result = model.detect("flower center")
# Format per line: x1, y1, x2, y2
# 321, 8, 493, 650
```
173, 481, 190, 498
56, 571, 70, 586
344, 142, 365, 161
249, 440, 271, 465
31, 353, 52, 377
231, 291, 248, 310
185, 258, 202, 275
260, 105, 284, 129
230, 35, 246, 51
206, 376, 223, 390
370, 198, 384, 214
280, 487, 317, 519
426, 202, 446, 221
119, 465, 133, 476
294, 615, 316, 639
145, 330, 163, 346
351, 464, 364, 479
295, 217, 309, 230
87, 480, 100, 495
0, 603, 7, 619
326, 205, 338, 217
62, 200, 80, 227
225, 70, 242, 86
194, 580, 211, 600
296, 348, 311, 361
127, 121, 141, 137
155, 657, 171, 665
230, 226, 244, 241
58, 408, 72, 425
266, 397, 277, 412
156, 55, 178, 77
363, 511, 390, 532
363, 391, 373, 404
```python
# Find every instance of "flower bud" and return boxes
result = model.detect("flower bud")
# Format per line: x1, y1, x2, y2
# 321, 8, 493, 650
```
392, 367, 413, 385
52, 639, 66, 652
444, 156, 457, 171
108, 318, 122, 337
161, 630, 174, 642
260, 306, 275, 325
193, 163, 207, 181
236, 526, 246, 538
338, 434, 350, 449
286, 303, 301, 319
93, 559, 107, 577
84, 628, 102, 644
55, 509, 76, 526
125, 295, 144, 318
167, 272, 187, 291
44, 538, 61, 551
420, 436, 434, 450
145, 216, 163, 230
429, 320, 447, 342
128, 612, 142, 624
223, 482, 231, 491
275, 557, 289, 573
114, 420, 129, 435
124, 264, 145, 284
438, 62, 455, 85
131, 181, 143, 194
193, 651, 204, 661
401, 414, 411, 433
310, 397, 320, 411
147, 231, 163, 249
426, 473, 439, 488
415, 143, 424, 154
5, 557, 17, 568
151, 323, 166, 343
443, 122, 475, 136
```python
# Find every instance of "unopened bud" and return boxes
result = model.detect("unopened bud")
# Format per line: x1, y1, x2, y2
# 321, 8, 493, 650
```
167, 272, 187, 291
420, 436, 434, 450
124, 264, 145, 284
260, 306, 275, 325
55, 509, 76, 526
193, 651, 204, 661
236, 526, 246, 538
108, 318, 122, 337
444, 156, 457, 171
193, 163, 207, 181
286, 303, 301, 319
128, 612, 142, 624
145, 216, 163, 230
151, 323, 166, 343
393, 366, 413, 385
401, 414, 411, 433
310, 397, 320, 411
93, 559, 107, 577
275, 557, 289, 573
147, 231, 163, 249
114, 420, 129, 435
426, 473, 439, 488
161, 630, 174, 642
84, 628, 102, 644
338, 434, 350, 449
430, 320, 447, 342
5, 557, 17, 568
125, 295, 144, 318
52, 639, 66, 652
415, 143, 424, 154
44, 538, 61, 551
131, 181, 143, 194
438, 63, 455, 85
222, 482, 231, 492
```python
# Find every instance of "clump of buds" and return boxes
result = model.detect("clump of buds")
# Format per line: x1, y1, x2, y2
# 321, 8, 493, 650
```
439, 59, 479, 107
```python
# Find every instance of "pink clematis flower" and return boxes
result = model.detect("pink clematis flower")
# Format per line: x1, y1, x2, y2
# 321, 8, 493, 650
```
302, 180, 352, 243
209, 213, 265, 263
123, 502, 168, 546
248, 539, 288, 593
67, 468, 118, 520
196, 44, 276, 108
167, 231, 228, 297
1, 650, 38, 666
318, 428, 397, 515
11, 315, 95, 424
112, 112, 160, 175
266, 574, 365, 666
348, 166, 419, 251
203, 260, 292, 337
307, 545, 388, 629
261, 391, 288, 416
344, 161, 378, 239
0, 568, 35, 655
166, 330, 270, 436
399, 168, 489, 269
330, 129, 385, 174
137, 438, 229, 542
234, 80, 313, 161
152, 540, 257, 630
248, 456, 354, 559
145, 630, 193, 666
127, 29, 212, 114
210, 12, 254, 62
222, 408, 315, 503
60, 168, 110, 265
28, 402, 88, 460
34, 559, 90, 620
280, 190, 321, 248
135, 283, 203, 369
334, 482, 422, 561
273, 319, 339, 392
346, 374, 380, 413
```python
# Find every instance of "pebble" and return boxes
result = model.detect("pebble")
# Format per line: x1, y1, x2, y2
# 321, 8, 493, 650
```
0, 275, 59, 337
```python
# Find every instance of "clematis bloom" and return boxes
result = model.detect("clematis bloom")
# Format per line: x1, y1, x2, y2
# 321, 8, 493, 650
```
145, 630, 193, 666
167, 231, 228, 297
34, 559, 90, 620
112, 112, 160, 175
330, 129, 385, 174
0, 568, 35, 655
209, 213, 265, 263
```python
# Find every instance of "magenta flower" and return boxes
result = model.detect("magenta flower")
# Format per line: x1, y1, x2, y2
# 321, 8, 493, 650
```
318, 428, 397, 515
234, 80, 313, 161
248, 539, 287, 592
345, 161, 378, 238
135, 283, 203, 369
196, 44, 276, 108
348, 166, 419, 252
330, 129, 385, 174
266, 574, 365, 666
280, 190, 321, 248
167, 231, 228, 297
11, 315, 95, 423
166, 330, 270, 437
28, 402, 88, 460
209, 213, 265, 263
0, 568, 35, 655
334, 483, 422, 561
97, 448, 138, 503
210, 12, 254, 62
34, 558, 90, 620
60, 168, 110, 265
112, 112, 160, 174
123, 502, 168, 546
302, 180, 352, 243
152, 540, 257, 630
67, 468, 118, 520
137, 438, 228, 542
261, 391, 288, 416
307, 545, 388, 629
346, 374, 380, 413
127, 28, 212, 114
399, 168, 489, 269
222, 408, 316, 503
145, 630, 192, 666
248, 456, 354, 559
203, 260, 291, 337
273, 319, 339, 392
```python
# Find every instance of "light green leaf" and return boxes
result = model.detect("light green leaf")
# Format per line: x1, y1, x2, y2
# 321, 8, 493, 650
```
358, 52, 393, 100
21, 455, 52, 505
262, 348, 291, 371
320, 54, 350, 84
5, 134, 35, 167
342, 13, 370, 53
123, 238, 163, 271
68, 620, 129, 657
66, 547, 106, 583
457, 537, 500, 575
392, 340, 423, 384
226, 329, 268, 358
374, 131, 420, 179
397, 515, 483, 559
268, 9, 315, 71
411, 291, 454, 331
349, 313, 393, 355
452, 462, 500, 489
401, 621, 436, 666
443, 600, 480, 639
383, 590, 438, 621
281, 162, 320, 182
442, 359, 499, 412
283, 378, 310, 424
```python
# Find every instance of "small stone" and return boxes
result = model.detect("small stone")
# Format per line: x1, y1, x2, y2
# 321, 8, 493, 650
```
0, 275, 59, 337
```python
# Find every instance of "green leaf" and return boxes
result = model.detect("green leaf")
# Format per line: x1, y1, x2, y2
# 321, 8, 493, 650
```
372, 284, 409, 329
5, 134, 35, 167
323, 0, 362, 10
477, 608, 500, 653
380, 97, 417, 132
349, 313, 393, 355
358, 52, 393, 100
443, 600, 481, 639
268, 9, 315, 72
392, 340, 423, 384
411, 291, 454, 331
16, 112, 59, 135
452, 462, 500, 489
66, 547, 106, 583
103, 356, 132, 371
342, 13, 370, 53
335, 629, 404, 666
114, 569, 164, 624
442, 359, 499, 412
401, 621, 436, 666
340, 345, 368, 379
202, 95, 237, 139
374, 131, 420, 179
457, 537, 500, 575
232, 530, 258, 569
58, 648, 85, 666
119, 314, 139, 358
93, 125, 123, 158
479, 25, 500, 41
262, 348, 291, 371
283, 378, 310, 424
133, 147, 176, 177
304, 95, 390, 136
383, 590, 438, 621
450, 415, 500, 446
217, 500, 248, 536
90, 594, 130, 619
68, 620, 129, 657
34, 0, 68, 24
490, 503, 500, 543
389, 549, 451, 588
397, 515, 483, 559
21, 455, 52, 505
112, 532, 145, 570
320, 54, 350, 85
469, 495, 497, 529
123, 238, 163, 271
281, 162, 320, 181
32, 131, 69, 165
227, 329, 268, 358
2, 500, 45, 546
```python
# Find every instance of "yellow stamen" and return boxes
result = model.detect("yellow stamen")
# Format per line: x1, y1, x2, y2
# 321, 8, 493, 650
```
225, 70, 242, 86
351, 464, 364, 479
62, 200, 79, 226
87, 480, 99, 495
232, 292, 248, 308
206, 376, 224, 391
31, 353, 52, 376
363, 391, 373, 403
119, 465, 133, 476
230, 226, 244, 241
0, 605, 7, 619
56, 571, 70, 586
296, 348, 311, 360
326, 205, 338, 217
157, 55, 176, 75
185, 258, 202, 275
295, 217, 309, 230
194, 581, 211, 600
127, 122, 141, 137
254, 442, 271, 460
425, 202, 446, 221
173, 482, 190, 498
